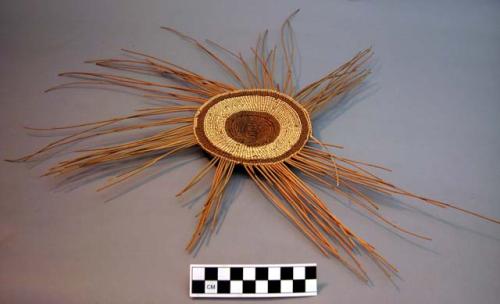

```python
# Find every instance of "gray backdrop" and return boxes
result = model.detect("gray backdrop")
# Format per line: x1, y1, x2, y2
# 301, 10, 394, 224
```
1, 0, 499, 303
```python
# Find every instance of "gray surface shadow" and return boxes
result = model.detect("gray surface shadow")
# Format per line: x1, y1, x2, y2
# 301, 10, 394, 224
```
317, 282, 327, 292
45, 47, 219, 99
190, 167, 245, 257
15, 118, 193, 170
214, 169, 246, 234
42, 144, 262, 258
300, 174, 440, 255
44, 85, 148, 99
161, 28, 241, 89
312, 58, 381, 135
203, 39, 252, 86
193, 296, 318, 302
400, 202, 500, 243
44, 84, 190, 108
203, 10, 302, 94
305, 171, 500, 250
46, 148, 203, 200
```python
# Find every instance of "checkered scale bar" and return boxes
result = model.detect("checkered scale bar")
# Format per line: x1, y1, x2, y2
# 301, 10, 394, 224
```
190, 263, 317, 298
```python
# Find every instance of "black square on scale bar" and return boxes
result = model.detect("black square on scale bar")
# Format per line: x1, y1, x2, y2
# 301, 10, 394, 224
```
293, 280, 306, 293
218, 281, 230, 293
268, 280, 281, 293
191, 280, 205, 294
306, 266, 316, 279
205, 267, 218, 280
230, 267, 243, 280
281, 267, 293, 280
256, 267, 268, 280
243, 281, 256, 293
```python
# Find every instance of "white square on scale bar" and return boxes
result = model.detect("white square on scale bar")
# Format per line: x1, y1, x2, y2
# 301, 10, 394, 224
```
243, 267, 255, 280
205, 281, 218, 294
255, 280, 268, 293
218, 267, 230, 280
268, 267, 281, 280
192, 267, 204, 280
306, 279, 317, 292
281, 280, 293, 293
230, 281, 243, 294
293, 266, 305, 279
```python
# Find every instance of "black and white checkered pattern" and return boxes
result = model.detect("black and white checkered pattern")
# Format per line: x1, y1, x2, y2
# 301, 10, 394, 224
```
190, 264, 317, 298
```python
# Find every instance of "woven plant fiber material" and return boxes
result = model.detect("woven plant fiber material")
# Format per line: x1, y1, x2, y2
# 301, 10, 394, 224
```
225, 111, 280, 146
8, 10, 499, 283
194, 89, 311, 164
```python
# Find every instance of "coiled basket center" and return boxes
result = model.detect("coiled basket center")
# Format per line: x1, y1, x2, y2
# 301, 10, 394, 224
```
194, 89, 311, 164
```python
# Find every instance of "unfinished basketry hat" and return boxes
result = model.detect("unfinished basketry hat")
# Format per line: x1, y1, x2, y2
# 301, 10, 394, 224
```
9, 10, 499, 282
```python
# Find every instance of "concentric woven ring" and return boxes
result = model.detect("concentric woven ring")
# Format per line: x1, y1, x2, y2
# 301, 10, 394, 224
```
194, 89, 311, 164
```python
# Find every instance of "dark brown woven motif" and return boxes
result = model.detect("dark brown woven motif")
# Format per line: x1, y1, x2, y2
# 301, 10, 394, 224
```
225, 111, 280, 147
